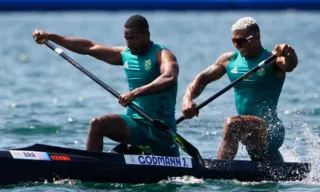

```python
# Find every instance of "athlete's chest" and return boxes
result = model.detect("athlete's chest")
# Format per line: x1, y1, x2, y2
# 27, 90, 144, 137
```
124, 57, 156, 71
228, 57, 271, 82
123, 55, 160, 82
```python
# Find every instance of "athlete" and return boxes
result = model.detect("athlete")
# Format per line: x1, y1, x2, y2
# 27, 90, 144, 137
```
181, 17, 298, 161
33, 15, 180, 156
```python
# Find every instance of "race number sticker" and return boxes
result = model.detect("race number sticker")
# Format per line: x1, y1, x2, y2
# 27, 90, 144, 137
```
9, 150, 51, 161
124, 155, 193, 168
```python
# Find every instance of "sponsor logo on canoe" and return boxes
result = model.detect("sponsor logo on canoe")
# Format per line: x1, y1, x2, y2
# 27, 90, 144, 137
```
9, 150, 51, 161
50, 155, 71, 161
124, 155, 193, 168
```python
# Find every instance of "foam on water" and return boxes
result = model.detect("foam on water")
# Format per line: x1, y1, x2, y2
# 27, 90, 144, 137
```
52, 179, 78, 186
159, 176, 205, 185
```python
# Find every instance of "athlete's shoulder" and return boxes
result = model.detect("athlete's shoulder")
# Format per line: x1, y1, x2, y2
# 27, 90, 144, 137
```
121, 47, 130, 54
221, 51, 236, 60
153, 42, 167, 49
217, 51, 235, 67
156, 48, 177, 62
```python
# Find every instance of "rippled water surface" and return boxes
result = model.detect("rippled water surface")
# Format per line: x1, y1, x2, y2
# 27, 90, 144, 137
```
0, 10, 319, 191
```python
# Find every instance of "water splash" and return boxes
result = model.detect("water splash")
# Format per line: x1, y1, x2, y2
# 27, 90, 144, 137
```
303, 122, 320, 183
159, 176, 205, 184
278, 107, 319, 184
283, 113, 320, 183
280, 145, 301, 162
53, 179, 77, 186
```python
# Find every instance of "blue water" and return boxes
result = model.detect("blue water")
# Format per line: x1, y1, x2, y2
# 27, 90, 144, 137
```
0, 10, 319, 191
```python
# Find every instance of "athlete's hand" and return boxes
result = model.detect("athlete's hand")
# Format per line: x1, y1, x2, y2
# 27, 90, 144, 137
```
272, 44, 294, 57
182, 99, 199, 119
119, 91, 135, 107
272, 44, 297, 71
33, 29, 49, 44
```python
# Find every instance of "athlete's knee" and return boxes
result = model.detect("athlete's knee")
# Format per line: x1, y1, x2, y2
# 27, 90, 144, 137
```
225, 116, 240, 126
90, 117, 99, 127
89, 118, 101, 134
89, 116, 110, 135
223, 116, 242, 140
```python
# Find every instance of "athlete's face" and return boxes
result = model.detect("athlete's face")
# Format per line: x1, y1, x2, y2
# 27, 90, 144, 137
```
124, 27, 150, 55
231, 30, 260, 57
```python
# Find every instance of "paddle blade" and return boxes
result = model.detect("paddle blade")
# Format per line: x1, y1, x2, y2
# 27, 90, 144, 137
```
153, 120, 205, 167
184, 140, 206, 167
173, 133, 205, 167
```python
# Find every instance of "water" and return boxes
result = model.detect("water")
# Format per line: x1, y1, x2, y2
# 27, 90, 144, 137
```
0, 10, 319, 191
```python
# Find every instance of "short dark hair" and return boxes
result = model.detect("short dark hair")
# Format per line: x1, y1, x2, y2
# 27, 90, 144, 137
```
124, 15, 149, 30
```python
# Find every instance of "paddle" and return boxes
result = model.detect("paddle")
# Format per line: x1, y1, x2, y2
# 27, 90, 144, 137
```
113, 52, 278, 154
43, 40, 205, 167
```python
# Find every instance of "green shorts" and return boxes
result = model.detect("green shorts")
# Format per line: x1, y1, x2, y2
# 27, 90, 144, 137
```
120, 114, 180, 157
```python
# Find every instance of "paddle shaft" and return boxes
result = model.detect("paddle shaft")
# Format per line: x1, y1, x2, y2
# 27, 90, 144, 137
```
44, 41, 153, 122
176, 54, 277, 124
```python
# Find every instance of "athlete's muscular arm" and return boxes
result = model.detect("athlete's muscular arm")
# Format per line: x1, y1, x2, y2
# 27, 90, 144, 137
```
131, 49, 179, 96
33, 30, 125, 65
181, 51, 233, 119
118, 49, 179, 107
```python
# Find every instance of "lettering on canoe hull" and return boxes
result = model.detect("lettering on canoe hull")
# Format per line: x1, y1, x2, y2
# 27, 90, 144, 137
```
124, 155, 193, 168
9, 150, 51, 161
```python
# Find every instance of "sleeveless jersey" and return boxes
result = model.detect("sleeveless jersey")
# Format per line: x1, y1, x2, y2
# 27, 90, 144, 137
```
121, 42, 177, 128
225, 48, 284, 124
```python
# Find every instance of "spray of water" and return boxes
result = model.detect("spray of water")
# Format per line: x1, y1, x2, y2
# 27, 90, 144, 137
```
280, 108, 320, 184
159, 176, 205, 184
303, 123, 320, 183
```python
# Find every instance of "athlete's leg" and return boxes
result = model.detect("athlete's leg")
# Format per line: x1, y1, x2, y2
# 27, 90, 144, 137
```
217, 115, 268, 160
86, 114, 131, 152
86, 114, 153, 152
246, 123, 285, 162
